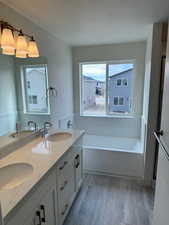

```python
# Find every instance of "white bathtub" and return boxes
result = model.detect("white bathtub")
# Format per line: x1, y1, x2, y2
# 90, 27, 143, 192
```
83, 135, 143, 153
83, 135, 144, 178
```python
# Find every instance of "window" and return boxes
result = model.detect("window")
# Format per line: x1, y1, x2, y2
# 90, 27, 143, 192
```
80, 62, 134, 116
28, 95, 38, 104
113, 97, 118, 105
116, 79, 122, 86
21, 64, 50, 114
113, 97, 124, 106
123, 79, 128, 86
119, 97, 124, 105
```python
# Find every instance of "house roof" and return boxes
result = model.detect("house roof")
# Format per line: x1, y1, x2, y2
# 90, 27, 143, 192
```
109, 68, 133, 78
83, 75, 104, 82
83, 75, 97, 81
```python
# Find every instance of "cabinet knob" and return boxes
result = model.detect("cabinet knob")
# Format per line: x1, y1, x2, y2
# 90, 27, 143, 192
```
75, 154, 80, 168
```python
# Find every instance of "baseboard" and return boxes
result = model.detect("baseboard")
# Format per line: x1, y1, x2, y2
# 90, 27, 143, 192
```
84, 169, 148, 184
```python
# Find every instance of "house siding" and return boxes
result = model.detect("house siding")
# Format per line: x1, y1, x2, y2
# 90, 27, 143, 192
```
108, 69, 132, 113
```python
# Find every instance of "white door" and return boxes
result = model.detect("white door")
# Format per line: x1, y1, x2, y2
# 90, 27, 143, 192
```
58, 159, 75, 224
74, 150, 83, 191
159, 23, 169, 154
153, 23, 169, 225
40, 187, 58, 225
153, 145, 169, 225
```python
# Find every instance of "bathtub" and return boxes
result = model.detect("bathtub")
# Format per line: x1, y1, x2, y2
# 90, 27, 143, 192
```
83, 135, 144, 178
83, 135, 143, 153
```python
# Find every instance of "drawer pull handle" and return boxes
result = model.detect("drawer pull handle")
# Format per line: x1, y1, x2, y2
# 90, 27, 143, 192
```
59, 161, 68, 170
60, 180, 68, 191
61, 204, 69, 216
40, 205, 46, 223
36, 211, 41, 225
75, 154, 80, 168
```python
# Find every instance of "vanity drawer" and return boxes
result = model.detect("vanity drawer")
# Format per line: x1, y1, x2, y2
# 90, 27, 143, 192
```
57, 149, 75, 176
57, 158, 75, 225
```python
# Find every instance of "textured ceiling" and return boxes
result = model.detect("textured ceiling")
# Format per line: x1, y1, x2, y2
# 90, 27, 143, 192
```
1, 0, 169, 46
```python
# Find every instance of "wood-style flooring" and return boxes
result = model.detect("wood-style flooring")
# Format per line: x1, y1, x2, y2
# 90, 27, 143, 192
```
64, 174, 154, 225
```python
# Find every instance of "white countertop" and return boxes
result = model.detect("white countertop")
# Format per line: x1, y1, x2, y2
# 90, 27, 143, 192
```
0, 129, 84, 218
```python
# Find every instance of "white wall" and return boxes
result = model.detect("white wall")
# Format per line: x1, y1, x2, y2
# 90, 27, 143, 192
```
73, 42, 146, 138
0, 55, 17, 135
0, 3, 73, 129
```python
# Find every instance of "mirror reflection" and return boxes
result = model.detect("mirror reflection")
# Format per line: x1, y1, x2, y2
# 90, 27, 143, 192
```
0, 55, 50, 146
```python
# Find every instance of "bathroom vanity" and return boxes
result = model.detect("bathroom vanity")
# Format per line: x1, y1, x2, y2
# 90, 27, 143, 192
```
0, 130, 84, 225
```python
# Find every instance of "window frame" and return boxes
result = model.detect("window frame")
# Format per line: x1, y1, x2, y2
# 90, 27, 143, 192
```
21, 64, 51, 115
79, 60, 136, 118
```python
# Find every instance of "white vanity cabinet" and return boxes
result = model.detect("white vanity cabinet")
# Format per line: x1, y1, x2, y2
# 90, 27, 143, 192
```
4, 136, 83, 225
25, 187, 57, 225
57, 139, 83, 225
57, 157, 75, 225
5, 170, 58, 225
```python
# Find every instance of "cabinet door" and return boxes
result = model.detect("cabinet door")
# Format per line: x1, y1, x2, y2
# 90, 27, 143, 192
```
58, 159, 75, 225
74, 149, 83, 192
153, 145, 169, 225
40, 187, 58, 225
24, 214, 35, 225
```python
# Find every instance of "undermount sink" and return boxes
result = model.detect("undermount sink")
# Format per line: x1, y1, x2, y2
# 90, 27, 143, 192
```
0, 163, 33, 190
47, 132, 72, 142
9, 130, 33, 138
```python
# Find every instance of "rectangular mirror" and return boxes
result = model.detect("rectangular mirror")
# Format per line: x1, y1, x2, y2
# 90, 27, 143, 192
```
0, 54, 51, 148
21, 64, 50, 115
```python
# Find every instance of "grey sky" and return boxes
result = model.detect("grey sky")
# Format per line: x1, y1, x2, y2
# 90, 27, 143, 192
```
82, 63, 133, 81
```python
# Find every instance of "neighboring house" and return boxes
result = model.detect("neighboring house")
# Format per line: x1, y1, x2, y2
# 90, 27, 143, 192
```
96, 81, 105, 96
108, 69, 133, 113
82, 76, 97, 110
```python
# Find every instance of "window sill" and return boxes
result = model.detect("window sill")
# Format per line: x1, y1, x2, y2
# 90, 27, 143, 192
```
79, 114, 140, 119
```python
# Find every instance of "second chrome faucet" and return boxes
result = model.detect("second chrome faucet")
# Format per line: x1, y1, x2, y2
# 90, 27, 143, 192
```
43, 122, 52, 136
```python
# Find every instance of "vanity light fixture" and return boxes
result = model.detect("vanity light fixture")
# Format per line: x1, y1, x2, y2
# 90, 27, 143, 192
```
0, 20, 40, 58
1, 28, 15, 54
16, 30, 28, 58
28, 36, 39, 58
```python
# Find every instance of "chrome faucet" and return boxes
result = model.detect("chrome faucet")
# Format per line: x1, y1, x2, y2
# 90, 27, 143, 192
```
43, 122, 52, 136
28, 121, 37, 132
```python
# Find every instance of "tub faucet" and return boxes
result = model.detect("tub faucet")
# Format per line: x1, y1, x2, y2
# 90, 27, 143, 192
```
43, 122, 52, 136
28, 121, 37, 132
